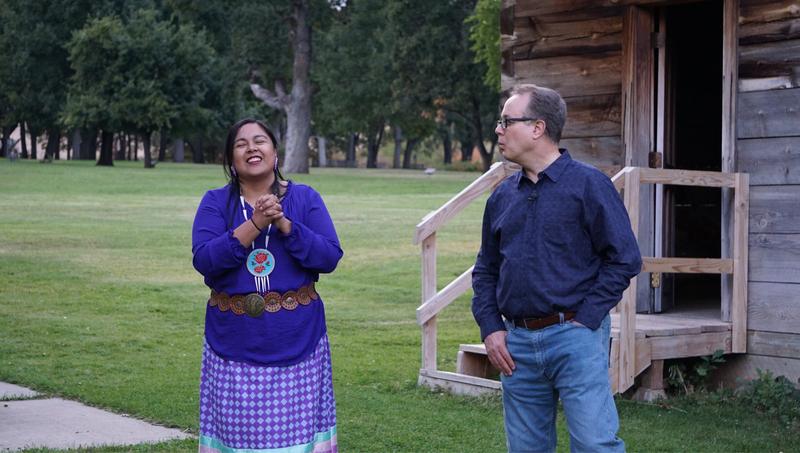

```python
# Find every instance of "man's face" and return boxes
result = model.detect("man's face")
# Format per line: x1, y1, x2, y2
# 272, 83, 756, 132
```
496, 94, 533, 164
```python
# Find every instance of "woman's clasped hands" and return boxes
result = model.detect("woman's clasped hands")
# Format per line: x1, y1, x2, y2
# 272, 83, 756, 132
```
253, 194, 292, 234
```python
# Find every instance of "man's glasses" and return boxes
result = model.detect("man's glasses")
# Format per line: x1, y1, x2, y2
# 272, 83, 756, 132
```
496, 117, 538, 129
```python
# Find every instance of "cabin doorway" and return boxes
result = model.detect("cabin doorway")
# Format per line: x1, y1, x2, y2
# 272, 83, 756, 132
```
654, 1, 723, 314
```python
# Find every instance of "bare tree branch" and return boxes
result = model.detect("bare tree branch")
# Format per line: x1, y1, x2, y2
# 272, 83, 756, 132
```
249, 82, 290, 111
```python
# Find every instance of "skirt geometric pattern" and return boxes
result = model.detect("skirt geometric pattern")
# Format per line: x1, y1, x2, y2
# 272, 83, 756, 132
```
199, 335, 337, 453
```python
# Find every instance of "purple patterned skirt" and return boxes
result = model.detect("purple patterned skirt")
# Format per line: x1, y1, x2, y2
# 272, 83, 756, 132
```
199, 335, 337, 453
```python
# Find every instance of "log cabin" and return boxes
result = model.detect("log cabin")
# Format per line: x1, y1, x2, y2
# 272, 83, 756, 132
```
413, 0, 799, 397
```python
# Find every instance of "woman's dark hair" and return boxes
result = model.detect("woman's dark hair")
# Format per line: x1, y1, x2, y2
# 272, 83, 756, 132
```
223, 118, 286, 227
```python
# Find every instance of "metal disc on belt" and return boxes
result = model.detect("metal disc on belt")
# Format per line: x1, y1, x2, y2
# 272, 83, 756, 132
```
297, 286, 310, 305
230, 295, 246, 315
218, 296, 230, 312
308, 284, 319, 300
264, 291, 282, 313
281, 291, 298, 310
208, 291, 219, 307
244, 293, 265, 317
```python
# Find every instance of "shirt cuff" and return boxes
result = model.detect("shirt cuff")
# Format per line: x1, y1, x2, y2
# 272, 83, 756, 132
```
574, 301, 605, 330
478, 316, 507, 342
226, 229, 248, 261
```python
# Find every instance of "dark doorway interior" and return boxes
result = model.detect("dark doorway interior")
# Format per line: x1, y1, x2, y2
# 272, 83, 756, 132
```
661, 1, 722, 312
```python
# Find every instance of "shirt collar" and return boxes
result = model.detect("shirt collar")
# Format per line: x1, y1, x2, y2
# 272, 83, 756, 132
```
514, 148, 572, 187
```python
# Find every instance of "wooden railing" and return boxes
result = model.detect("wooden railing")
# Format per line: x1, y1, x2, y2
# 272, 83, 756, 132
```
414, 164, 749, 395
413, 162, 517, 378
611, 167, 749, 392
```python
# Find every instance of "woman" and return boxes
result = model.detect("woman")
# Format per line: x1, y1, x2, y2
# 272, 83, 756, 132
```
192, 118, 343, 452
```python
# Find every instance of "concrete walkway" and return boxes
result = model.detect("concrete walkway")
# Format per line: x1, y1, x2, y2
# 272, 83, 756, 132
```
0, 382, 193, 452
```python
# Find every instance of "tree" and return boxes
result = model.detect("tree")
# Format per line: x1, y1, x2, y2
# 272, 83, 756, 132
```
63, 9, 218, 167
466, 0, 501, 92
314, 0, 392, 168
0, 0, 97, 161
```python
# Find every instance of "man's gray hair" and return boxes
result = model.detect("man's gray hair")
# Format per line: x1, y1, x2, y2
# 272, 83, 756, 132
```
510, 84, 567, 144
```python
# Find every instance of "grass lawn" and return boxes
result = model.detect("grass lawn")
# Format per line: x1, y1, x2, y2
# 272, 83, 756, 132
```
0, 159, 796, 452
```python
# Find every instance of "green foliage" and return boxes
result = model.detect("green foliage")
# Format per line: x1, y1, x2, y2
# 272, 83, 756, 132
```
738, 369, 800, 428
466, 0, 501, 92
62, 8, 218, 137
666, 349, 726, 395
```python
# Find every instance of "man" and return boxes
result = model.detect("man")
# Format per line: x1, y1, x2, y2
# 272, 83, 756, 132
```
472, 84, 642, 452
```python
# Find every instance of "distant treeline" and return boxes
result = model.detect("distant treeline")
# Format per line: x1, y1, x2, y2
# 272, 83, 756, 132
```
0, 0, 500, 171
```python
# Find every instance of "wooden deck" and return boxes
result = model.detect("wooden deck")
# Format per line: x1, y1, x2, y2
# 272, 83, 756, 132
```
447, 310, 732, 396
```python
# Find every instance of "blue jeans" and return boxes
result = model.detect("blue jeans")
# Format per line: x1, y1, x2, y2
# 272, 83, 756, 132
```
500, 314, 624, 453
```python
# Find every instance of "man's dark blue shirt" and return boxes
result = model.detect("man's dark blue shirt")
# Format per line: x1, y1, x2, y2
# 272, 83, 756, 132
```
472, 150, 642, 340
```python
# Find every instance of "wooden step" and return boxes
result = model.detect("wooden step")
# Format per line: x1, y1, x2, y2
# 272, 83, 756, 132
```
457, 336, 653, 395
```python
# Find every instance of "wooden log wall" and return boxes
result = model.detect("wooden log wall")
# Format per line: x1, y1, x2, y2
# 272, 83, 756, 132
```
734, 0, 800, 383
501, 1, 625, 170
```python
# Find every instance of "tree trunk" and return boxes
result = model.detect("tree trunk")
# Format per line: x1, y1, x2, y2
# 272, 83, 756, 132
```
157, 130, 168, 162
45, 128, 60, 161
282, 0, 313, 174
133, 135, 139, 161
393, 125, 403, 169
472, 96, 493, 171
317, 136, 327, 167
0, 126, 12, 157
442, 128, 452, 165
173, 138, 184, 162
460, 140, 473, 162
20, 123, 28, 158
30, 130, 38, 160
65, 132, 72, 160
70, 129, 81, 160
346, 133, 358, 167
191, 137, 205, 163
96, 130, 114, 166
81, 128, 97, 160
143, 132, 154, 168
402, 137, 418, 169
366, 124, 384, 169
114, 134, 125, 160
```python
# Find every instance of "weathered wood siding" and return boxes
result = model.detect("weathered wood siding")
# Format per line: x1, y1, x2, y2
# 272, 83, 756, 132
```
501, 1, 624, 170
735, 0, 800, 383
506, 0, 800, 384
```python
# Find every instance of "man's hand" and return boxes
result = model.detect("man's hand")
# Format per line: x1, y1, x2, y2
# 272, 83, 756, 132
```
484, 330, 515, 376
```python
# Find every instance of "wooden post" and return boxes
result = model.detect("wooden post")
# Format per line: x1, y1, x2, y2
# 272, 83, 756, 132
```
732, 173, 749, 353
421, 233, 437, 371
720, 0, 739, 322
620, 168, 641, 392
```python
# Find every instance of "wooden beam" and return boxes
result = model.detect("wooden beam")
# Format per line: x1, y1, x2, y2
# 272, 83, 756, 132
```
416, 266, 473, 325
418, 369, 501, 397
513, 52, 622, 98
414, 162, 507, 245
650, 331, 732, 360
641, 257, 734, 274
421, 234, 437, 371
619, 166, 640, 392
732, 173, 750, 353
721, 0, 739, 323
750, 233, 800, 283
750, 186, 800, 233
737, 88, 800, 139
748, 281, 800, 334
738, 137, 800, 185
637, 168, 736, 187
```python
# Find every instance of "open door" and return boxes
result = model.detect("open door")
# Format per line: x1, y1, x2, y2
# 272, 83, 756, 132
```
653, 1, 723, 314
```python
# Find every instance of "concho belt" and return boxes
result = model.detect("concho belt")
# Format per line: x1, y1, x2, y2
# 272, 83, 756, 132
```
208, 283, 318, 317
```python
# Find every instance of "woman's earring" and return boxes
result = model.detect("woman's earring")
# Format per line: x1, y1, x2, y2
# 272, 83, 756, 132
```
274, 156, 279, 171
230, 166, 237, 177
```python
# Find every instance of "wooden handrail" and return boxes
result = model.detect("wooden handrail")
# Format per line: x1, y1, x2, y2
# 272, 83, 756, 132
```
638, 168, 736, 187
416, 266, 473, 325
414, 162, 511, 245
642, 257, 734, 274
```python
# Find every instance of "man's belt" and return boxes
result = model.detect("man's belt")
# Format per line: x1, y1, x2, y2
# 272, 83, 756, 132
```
511, 311, 576, 330
209, 283, 318, 318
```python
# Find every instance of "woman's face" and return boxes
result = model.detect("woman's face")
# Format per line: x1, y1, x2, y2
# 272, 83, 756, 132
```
232, 122, 276, 181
